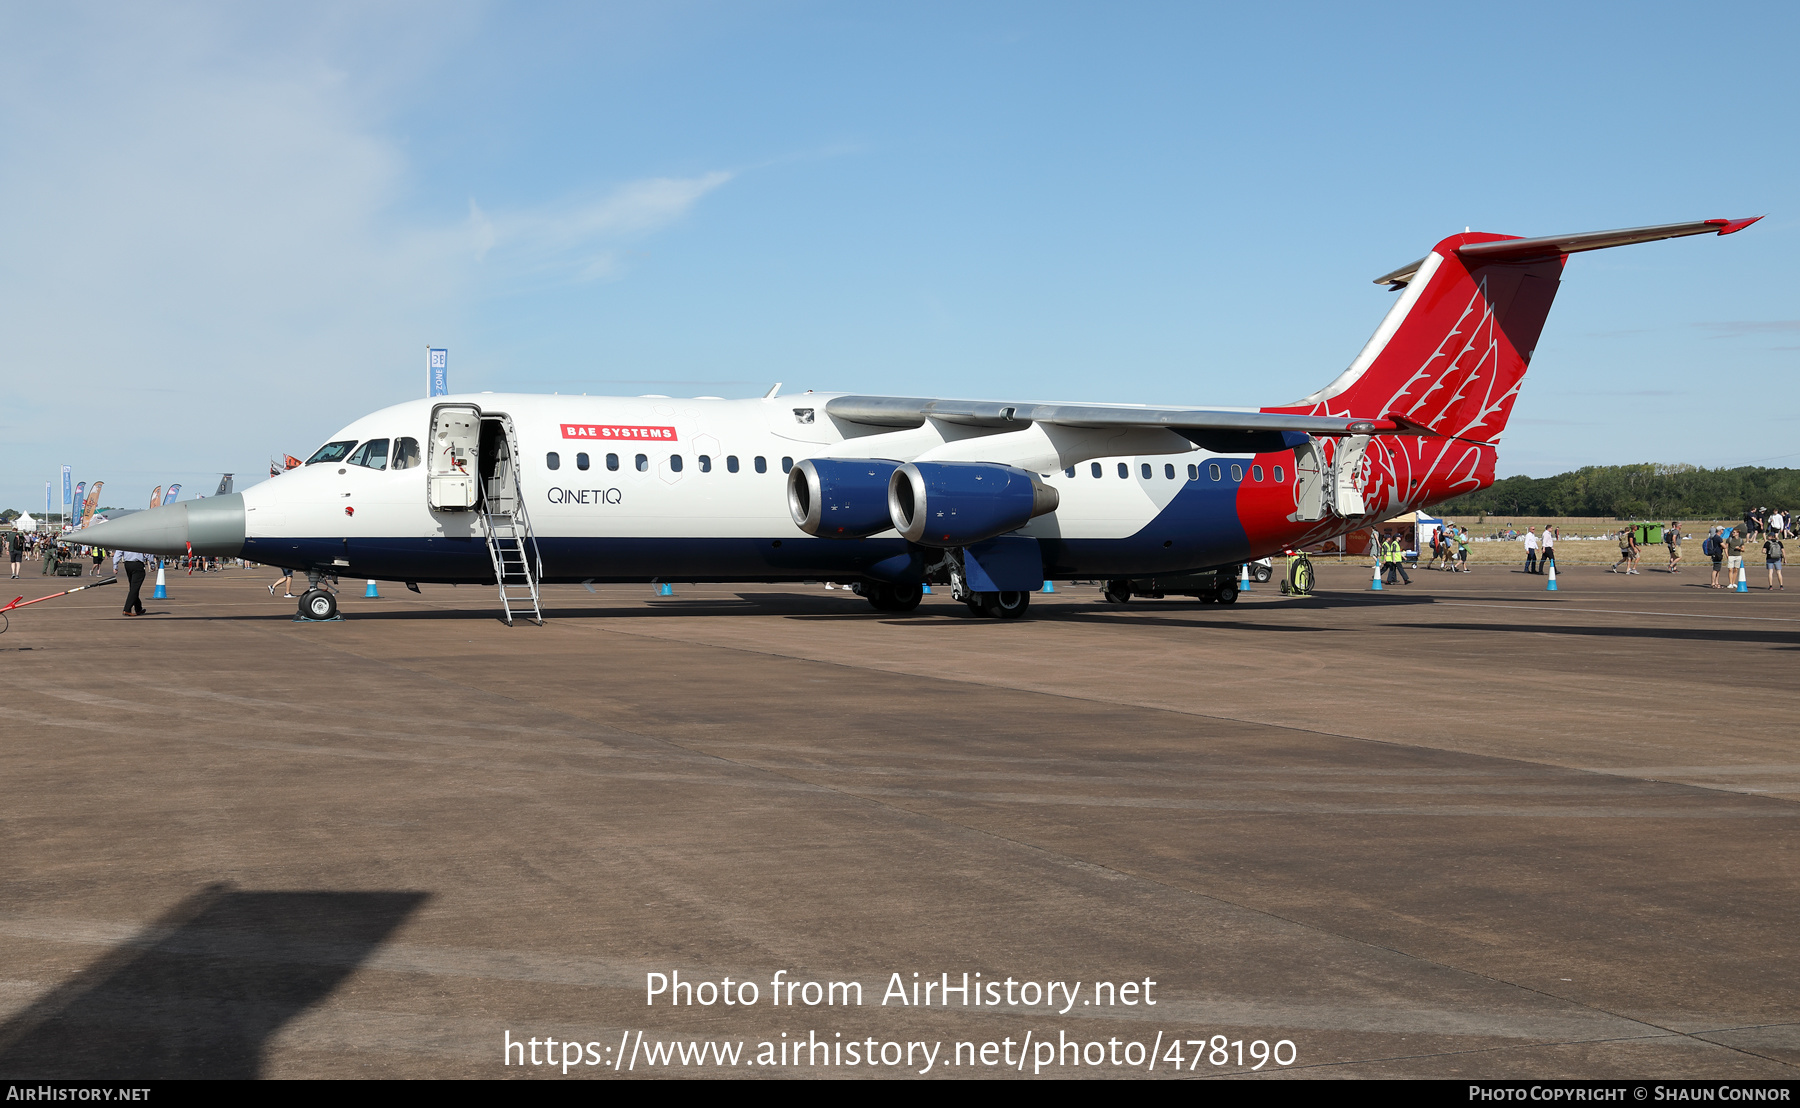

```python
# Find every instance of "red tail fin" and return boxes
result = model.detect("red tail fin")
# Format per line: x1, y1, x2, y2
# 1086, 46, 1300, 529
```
1273, 231, 1563, 443
1266, 218, 1760, 517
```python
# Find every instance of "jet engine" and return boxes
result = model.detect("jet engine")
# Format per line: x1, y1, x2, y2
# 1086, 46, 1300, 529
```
788, 458, 902, 537
888, 461, 1060, 547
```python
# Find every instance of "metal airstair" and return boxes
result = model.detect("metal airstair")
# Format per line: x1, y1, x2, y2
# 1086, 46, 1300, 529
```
481, 446, 544, 626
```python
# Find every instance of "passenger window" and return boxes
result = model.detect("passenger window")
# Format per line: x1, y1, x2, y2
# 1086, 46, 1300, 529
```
727, 455, 740, 473
348, 439, 390, 470
781, 457, 793, 474
1230, 464, 1243, 481
1274, 465, 1285, 483
1117, 462, 1128, 478
1187, 464, 1198, 481
1090, 462, 1102, 478
1140, 463, 1152, 479
699, 455, 711, 473
636, 454, 648, 472
606, 453, 619, 471
1252, 465, 1264, 482
1165, 464, 1175, 480
306, 440, 357, 465
546, 452, 561, 471
670, 455, 684, 473
391, 437, 421, 470
754, 456, 767, 474
1209, 463, 1221, 481
576, 453, 589, 471
1064, 467, 1075, 478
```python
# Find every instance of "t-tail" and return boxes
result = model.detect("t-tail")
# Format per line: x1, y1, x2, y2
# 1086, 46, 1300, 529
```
1266, 217, 1760, 519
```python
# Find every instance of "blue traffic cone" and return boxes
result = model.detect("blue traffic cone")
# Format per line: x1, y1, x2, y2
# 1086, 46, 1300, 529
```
658, 582, 673, 596
152, 562, 167, 599
1042, 580, 1056, 594
1240, 562, 1253, 593
364, 579, 380, 598
1369, 557, 1383, 591
1545, 561, 1558, 591
1737, 563, 1749, 593
921, 584, 932, 594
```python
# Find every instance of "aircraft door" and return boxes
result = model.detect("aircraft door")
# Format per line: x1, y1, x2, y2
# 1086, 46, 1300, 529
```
429, 404, 481, 511
479, 415, 519, 514
1290, 438, 1326, 522
1328, 435, 1370, 518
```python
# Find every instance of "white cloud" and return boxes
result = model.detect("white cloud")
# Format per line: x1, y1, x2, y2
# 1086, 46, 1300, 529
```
471, 170, 734, 282
0, 5, 732, 508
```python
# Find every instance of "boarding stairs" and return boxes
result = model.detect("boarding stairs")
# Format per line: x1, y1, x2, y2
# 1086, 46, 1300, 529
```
481, 465, 544, 627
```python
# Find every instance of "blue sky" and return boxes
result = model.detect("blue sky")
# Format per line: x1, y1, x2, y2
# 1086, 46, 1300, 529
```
2, 1, 1794, 513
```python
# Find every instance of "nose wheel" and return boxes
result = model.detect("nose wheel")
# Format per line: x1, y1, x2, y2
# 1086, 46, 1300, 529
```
297, 589, 339, 621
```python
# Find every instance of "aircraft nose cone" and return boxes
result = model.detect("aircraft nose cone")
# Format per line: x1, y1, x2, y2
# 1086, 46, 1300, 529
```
78, 495, 246, 558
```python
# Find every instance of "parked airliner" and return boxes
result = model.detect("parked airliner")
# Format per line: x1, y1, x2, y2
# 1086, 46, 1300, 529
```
83, 217, 1759, 623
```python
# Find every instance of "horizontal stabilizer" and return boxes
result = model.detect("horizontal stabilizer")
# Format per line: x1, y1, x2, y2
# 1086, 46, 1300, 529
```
1374, 217, 1761, 285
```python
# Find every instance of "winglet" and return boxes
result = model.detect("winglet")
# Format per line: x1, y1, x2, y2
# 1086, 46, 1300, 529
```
1709, 216, 1763, 236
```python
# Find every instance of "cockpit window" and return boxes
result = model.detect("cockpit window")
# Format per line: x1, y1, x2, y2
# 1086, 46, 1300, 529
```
391, 437, 421, 470
307, 440, 358, 465
348, 439, 390, 470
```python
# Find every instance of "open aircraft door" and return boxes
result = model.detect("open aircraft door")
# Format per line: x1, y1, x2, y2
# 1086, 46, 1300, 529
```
429, 404, 482, 511
1291, 435, 1370, 521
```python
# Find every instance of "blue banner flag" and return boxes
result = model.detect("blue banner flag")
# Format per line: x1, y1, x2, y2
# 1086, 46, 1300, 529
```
61, 465, 71, 509
428, 347, 448, 397
46, 481, 51, 520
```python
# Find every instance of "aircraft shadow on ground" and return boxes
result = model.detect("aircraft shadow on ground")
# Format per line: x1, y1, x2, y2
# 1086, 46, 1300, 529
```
1395, 622, 1800, 646
0, 884, 427, 1079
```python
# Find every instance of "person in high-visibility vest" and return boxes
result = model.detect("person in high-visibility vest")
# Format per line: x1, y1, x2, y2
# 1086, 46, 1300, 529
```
1384, 534, 1412, 585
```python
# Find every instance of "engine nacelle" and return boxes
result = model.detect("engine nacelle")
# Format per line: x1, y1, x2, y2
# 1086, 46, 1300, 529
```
788, 458, 902, 537
888, 461, 1060, 547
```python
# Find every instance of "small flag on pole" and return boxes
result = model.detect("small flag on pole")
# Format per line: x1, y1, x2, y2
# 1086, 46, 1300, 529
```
428, 348, 448, 397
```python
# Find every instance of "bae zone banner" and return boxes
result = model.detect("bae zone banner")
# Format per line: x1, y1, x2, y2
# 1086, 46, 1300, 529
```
561, 424, 679, 441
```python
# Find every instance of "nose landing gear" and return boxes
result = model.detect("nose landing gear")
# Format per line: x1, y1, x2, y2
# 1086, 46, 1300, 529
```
294, 570, 343, 622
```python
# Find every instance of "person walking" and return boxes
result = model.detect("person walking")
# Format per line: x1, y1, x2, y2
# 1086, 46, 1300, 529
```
269, 565, 295, 598
1455, 526, 1470, 573
1611, 527, 1632, 573
1665, 522, 1683, 572
40, 538, 57, 576
1386, 534, 1412, 585
89, 545, 106, 576
1765, 531, 1785, 591
112, 548, 150, 616
1523, 527, 1539, 574
1541, 524, 1557, 574
5, 528, 21, 579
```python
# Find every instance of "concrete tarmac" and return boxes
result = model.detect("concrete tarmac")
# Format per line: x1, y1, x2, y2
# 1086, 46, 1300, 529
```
0, 562, 1796, 1079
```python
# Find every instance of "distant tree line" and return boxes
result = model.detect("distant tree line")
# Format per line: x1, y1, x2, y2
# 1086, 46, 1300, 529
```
1430, 464, 1800, 520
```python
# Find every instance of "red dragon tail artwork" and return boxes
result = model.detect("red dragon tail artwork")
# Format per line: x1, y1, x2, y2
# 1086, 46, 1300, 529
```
1263, 218, 1760, 529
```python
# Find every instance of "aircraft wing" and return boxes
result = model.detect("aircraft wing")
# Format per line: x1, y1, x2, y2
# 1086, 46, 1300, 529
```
825, 395, 1396, 452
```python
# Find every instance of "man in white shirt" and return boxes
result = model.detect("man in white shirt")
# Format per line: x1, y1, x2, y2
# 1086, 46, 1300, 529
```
112, 548, 151, 616
1523, 527, 1539, 574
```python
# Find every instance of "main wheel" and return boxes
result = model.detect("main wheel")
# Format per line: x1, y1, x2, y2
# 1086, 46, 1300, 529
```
299, 589, 338, 620
1102, 580, 1132, 604
1215, 582, 1239, 605
884, 582, 923, 612
984, 590, 1031, 619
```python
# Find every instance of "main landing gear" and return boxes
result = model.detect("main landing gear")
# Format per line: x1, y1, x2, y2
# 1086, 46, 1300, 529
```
965, 590, 1031, 619
856, 581, 924, 612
